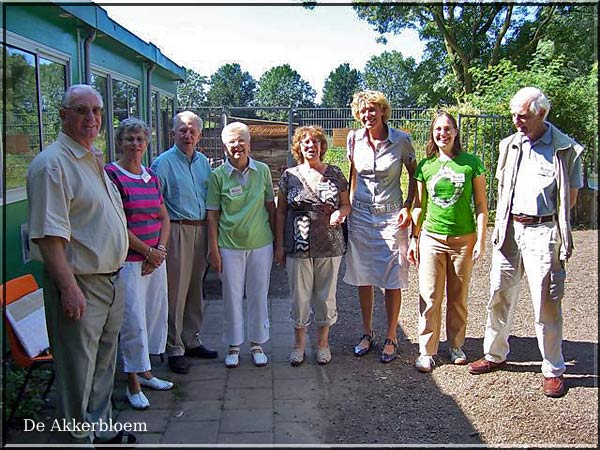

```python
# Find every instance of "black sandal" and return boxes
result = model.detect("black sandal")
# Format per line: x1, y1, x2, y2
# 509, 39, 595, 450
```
380, 338, 398, 364
353, 333, 375, 357
94, 430, 137, 447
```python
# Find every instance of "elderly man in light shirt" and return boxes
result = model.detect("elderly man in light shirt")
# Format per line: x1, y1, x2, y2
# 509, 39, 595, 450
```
151, 111, 218, 375
27, 84, 134, 445
468, 87, 584, 399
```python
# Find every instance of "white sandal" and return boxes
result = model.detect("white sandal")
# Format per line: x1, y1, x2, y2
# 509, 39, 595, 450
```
316, 347, 332, 365
126, 387, 149, 410
225, 346, 240, 368
136, 375, 174, 390
289, 348, 305, 366
250, 345, 268, 367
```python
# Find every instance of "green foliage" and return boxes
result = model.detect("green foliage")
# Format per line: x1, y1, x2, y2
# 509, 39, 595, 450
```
321, 63, 363, 108
206, 63, 256, 107
256, 64, 316, 120
3, 364, 53, 424
177, 68, 207, 109
463, 42, 598, 180
323, 146, 349, 178
363, 51, 417, 107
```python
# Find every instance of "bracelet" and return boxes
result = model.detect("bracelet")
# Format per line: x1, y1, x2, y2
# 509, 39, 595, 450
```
157, 244, 167, 253
145, 247, 153, 259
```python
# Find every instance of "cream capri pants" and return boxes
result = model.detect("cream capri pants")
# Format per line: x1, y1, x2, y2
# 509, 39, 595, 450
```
484, 220, 566, 378
417, 231, 476, 356
220, 243, 273, 346
118, 261, 168, 374
287, 256, 341, 328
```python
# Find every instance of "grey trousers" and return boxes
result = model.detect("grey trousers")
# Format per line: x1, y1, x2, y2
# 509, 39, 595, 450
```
44, 271, 124, 443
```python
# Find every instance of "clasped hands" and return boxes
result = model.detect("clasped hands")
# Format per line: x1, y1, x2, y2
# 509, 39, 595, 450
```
142, 246, 166, 275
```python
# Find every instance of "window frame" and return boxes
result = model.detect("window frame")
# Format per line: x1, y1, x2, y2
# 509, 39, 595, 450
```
1, 31, 71, 204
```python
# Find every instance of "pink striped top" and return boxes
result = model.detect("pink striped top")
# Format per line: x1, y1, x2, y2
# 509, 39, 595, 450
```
105, 162, 164, 262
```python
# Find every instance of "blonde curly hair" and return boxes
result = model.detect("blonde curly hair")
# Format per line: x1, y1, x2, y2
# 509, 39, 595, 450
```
291, 126, 328, 163
350, 90, 391, 123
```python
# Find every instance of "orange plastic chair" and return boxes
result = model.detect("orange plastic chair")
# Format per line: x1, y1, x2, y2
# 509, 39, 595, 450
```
1, 274, 54, 425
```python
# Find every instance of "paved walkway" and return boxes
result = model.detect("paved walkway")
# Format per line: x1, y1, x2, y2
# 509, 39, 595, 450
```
7, 296, 330, 445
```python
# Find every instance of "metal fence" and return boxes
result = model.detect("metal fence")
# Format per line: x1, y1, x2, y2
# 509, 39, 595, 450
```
189, 106, 513, 209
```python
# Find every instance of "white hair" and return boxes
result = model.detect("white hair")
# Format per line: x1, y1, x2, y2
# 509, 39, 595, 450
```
510, 87, 551, 120
172, 111, 203, 132
221, 121, 250, 143
61, 84, 103, 108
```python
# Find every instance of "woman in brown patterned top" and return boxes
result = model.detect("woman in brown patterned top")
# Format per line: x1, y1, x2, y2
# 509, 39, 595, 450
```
275, 126, 351, 366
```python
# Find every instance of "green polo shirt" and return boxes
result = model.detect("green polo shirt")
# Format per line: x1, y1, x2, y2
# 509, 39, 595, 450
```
206, 157, 274, 250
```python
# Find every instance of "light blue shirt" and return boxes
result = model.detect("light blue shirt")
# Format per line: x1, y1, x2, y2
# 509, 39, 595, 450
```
511, 123, 583, 216
150, 145, 212, 220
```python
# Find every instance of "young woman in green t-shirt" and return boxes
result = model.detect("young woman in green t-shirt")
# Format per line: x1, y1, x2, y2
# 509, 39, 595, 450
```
407, 112, 488, 373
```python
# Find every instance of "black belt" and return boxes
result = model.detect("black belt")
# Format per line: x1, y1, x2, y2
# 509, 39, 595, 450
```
98, 267, 122, 277
170, 219, 207, 226
511, 214, 555, 225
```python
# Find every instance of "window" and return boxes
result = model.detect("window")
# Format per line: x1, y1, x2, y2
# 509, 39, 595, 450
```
160, 95, 175, 151
151, 91, 159, 159
2, 44, 66, 191
40, 56, 67, 147
112, 79, 139, 159
90, 73, 109, 159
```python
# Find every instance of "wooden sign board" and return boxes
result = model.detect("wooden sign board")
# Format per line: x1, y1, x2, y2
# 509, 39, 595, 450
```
332, 128, 352, 148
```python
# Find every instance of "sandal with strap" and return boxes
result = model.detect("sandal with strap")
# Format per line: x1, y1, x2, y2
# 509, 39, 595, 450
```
225, 346, 240, 368
250, 344, 268, 367
380, 338, 398, 364
289, 347, 305, 366
353, 333, 375, 357
316, 347, 332, 365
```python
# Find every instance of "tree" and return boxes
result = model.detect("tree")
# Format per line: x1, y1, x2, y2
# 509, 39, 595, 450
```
353, 4, 569, 100
363, 51, 417, 107
177, 68, 207, 109
255, 64, 316, 120
206, 63, 256, 107
321, 63, 363, 108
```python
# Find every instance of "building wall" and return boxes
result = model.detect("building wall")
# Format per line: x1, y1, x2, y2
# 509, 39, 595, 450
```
2, 4, 184, 284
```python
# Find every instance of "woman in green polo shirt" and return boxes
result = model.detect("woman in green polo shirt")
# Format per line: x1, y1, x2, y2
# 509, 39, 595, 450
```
206, 122, 276, 369
407, 111, 488, 373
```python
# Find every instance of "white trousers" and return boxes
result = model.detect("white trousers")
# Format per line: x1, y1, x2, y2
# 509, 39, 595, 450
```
220, 243, 272, 346
118, 261, 168, 373
287, 256, 341, 328
484, 220, 566, 377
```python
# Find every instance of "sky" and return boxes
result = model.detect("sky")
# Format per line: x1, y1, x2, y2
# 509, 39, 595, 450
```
101, 2, 426, 102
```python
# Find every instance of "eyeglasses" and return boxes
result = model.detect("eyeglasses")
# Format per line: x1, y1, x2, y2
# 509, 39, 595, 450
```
64, 105, 104, 116
122, 136, 147, 144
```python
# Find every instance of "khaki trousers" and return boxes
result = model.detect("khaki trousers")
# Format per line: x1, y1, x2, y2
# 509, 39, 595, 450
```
417, 231, 476, 356
484, 220, 566, 378
44, 271, 124, 443
166, 222, 207, 357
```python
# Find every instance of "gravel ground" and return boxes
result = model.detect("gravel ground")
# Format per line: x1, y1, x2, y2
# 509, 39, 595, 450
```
268, 229, 598, 447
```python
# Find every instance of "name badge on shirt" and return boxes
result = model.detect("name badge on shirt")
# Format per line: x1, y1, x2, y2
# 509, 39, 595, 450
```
229, 185, 243, 197
141, 170, 152, 184
450, 173, 465, 183
318, 181, 331, 191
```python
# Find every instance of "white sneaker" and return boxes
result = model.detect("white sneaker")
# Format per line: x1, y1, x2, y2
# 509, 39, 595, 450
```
126, 387, 149, 410
136, 375, 174, 391
415, 355, 435, 373
449, 347, 467, 365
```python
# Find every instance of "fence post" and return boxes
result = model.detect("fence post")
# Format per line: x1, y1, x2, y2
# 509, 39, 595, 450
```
287, 107, 295, 168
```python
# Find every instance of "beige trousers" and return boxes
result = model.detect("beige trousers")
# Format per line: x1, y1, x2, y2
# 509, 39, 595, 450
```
287, 256, 341, 328
44, 271, 124, 443
417, 231, 476, 356
165, 222, 208, 357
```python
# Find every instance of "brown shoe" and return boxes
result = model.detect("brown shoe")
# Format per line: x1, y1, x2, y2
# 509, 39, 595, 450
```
468, 357, 506, 375
543, 376, 566, 398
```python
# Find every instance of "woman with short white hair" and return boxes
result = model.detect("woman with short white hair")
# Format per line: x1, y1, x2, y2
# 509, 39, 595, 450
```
206, 122, 276, 368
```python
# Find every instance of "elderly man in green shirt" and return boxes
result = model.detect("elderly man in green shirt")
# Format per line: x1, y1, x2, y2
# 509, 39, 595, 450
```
207, 122, 276, 369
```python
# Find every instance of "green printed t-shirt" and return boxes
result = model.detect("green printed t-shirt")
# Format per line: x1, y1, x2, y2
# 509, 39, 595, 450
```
414, 152, 485, 236
206, 159, 274, 250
